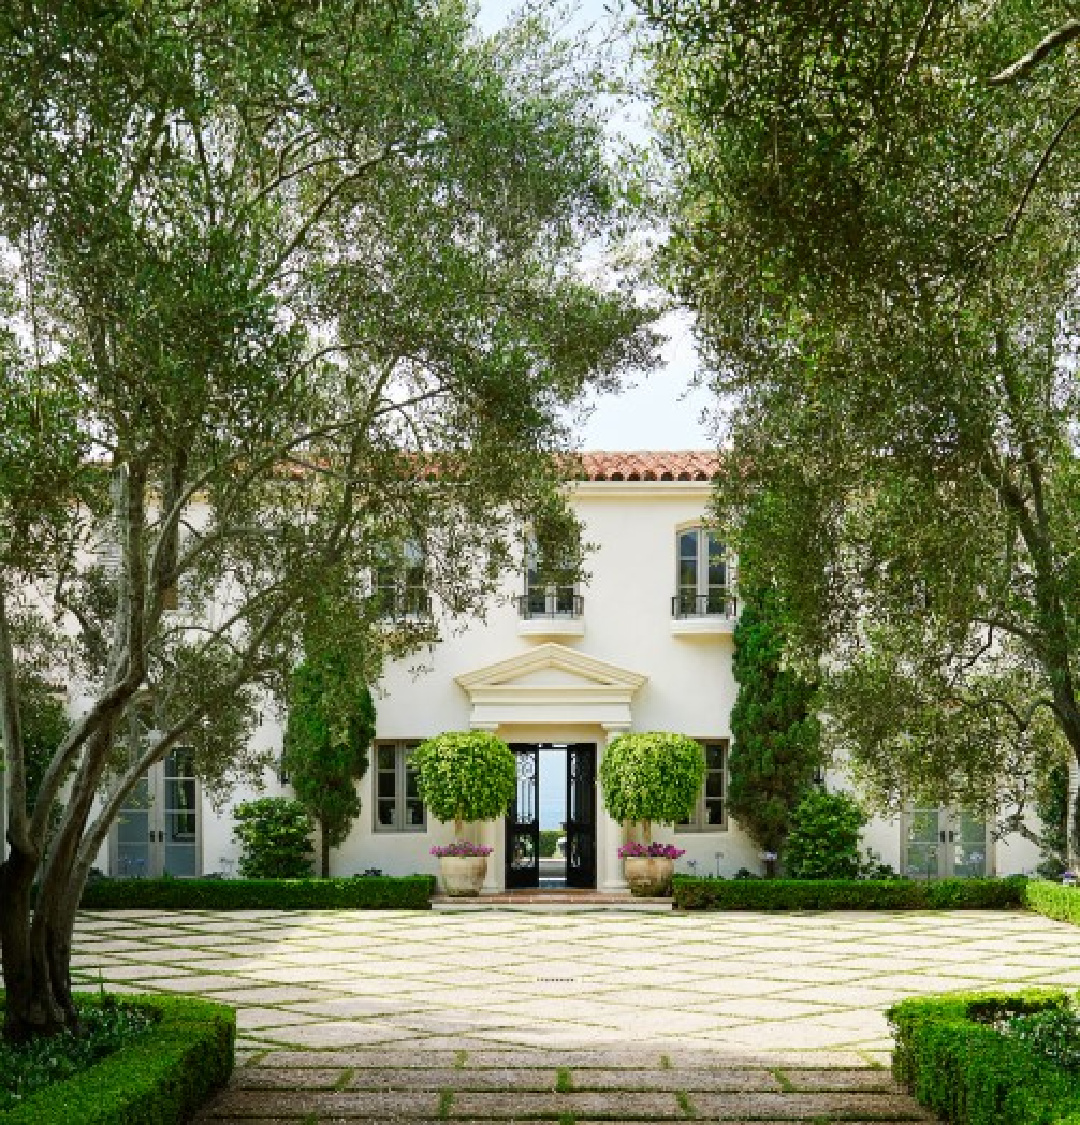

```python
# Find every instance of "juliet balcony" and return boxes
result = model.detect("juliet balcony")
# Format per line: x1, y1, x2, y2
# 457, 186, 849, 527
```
670, 591, 737, 637
516, 588, 585, 638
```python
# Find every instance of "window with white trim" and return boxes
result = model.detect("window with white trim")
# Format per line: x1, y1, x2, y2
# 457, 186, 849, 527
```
374, 742, 425, 831
674, 527, 729, 617
676, 740, 728, 831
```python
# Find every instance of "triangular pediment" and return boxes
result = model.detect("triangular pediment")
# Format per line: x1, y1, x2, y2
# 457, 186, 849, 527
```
456, 643, 645, 693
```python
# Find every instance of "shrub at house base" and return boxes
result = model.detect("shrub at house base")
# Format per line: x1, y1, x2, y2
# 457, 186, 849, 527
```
600, 732, 704, 896
232, 798, 314, 878
784, 789, 868, 880
413, 731, 516, 896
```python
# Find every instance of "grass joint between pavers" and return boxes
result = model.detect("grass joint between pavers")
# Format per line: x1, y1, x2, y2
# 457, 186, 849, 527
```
556, 1067, 573, 1093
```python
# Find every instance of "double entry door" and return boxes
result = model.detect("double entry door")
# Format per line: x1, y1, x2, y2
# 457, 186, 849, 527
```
112, 748, 201, 877
506, 744, 596, 889
905, 808, 989, 878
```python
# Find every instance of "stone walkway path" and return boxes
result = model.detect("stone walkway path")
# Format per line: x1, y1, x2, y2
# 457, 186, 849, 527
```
71, 906, 1080, 1122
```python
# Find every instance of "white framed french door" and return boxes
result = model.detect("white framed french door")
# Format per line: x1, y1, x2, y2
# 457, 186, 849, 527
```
904, 807, 990, 879
111, 748, 201, 877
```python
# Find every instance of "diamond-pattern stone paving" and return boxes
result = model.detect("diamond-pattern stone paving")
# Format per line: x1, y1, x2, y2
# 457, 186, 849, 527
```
71, 907, 1080, 1122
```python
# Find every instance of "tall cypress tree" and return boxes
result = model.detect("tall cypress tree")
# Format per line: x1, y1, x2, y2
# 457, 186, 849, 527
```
728, 580, 821, 873
283, 653, 376, 878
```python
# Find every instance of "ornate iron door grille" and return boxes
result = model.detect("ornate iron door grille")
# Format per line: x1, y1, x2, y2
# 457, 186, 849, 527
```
506, 744, 540, 889
565, 743, 597, 889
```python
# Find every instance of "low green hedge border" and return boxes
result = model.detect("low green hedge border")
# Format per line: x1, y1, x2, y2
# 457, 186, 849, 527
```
1024, 880, 1080, 926
889, 989, 1080, 1125
0, 993, 234, 1125
672, 875, 1028, 911
80, 874, 436, 910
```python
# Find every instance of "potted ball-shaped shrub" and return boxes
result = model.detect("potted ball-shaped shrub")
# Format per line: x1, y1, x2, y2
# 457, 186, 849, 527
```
413, 730, 517, 896
600, 732, 705, 895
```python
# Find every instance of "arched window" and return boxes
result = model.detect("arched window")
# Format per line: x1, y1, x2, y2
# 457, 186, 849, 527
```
674, 527, 729, 617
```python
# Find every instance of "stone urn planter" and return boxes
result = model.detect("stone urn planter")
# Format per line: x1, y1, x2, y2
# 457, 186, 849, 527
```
619, 843, 684, 897
438, 854, 489, 896
624, 855, 675, 897
431, 842, 493, 897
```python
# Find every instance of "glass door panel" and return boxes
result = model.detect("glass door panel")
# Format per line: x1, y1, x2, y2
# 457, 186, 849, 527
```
905, 808, 941, 879
163, 750, 199, 876
116, 775, 152, 878
565, 744, 596, 889
953, 811, 988, 877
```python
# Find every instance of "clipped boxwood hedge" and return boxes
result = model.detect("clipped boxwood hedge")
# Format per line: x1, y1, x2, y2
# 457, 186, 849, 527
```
80, 874, 435, 910
1024, 880, 1080, 926
889, 989, 1080, 1125
0, 993, 234, 1125
672, 875, 1028, 911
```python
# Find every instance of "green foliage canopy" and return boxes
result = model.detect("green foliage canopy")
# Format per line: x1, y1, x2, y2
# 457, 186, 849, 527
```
645, 0, 1080, 819
599, 731, 705, 842
412, 730, 517, 837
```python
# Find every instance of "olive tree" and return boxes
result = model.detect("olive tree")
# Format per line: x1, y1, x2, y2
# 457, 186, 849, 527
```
645, 0, 1080, 830
0, 0, 656, 1041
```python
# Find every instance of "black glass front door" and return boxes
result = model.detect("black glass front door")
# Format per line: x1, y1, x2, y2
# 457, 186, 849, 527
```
565, 744, 596, 888
506, 744, 540, 888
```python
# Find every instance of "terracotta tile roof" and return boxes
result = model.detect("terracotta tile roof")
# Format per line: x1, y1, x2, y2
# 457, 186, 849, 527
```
575, 450, 720, 483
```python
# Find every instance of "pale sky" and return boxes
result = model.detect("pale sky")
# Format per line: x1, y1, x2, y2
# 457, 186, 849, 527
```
476, 0, 714, 452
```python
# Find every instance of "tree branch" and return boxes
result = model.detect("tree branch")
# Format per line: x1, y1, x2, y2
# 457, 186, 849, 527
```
988, 20, 1080, 85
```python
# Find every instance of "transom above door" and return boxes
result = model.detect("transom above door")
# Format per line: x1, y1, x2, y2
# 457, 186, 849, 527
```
904, 808, 989, 879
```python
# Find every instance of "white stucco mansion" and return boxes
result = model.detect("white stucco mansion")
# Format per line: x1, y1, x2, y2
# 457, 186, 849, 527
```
104, 450, 1041, 892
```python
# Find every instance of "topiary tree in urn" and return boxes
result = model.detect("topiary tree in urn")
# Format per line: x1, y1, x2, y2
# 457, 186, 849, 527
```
599, 732, 705, 895
413, 730, 517, 895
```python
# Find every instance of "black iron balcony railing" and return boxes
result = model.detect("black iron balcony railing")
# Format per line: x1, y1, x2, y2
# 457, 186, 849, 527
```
671, 591, 737, 619
518, 588, 584, 619
376, 589, 433, 620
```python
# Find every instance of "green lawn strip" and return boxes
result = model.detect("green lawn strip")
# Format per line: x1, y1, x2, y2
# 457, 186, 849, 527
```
771, 1069, 795, 1092
332, 1067, 354, 1091
437, 1088, 454, 1118
0, 993, 234, 1125
674, 1090, 698, 1118
555, 1067, 573, 1093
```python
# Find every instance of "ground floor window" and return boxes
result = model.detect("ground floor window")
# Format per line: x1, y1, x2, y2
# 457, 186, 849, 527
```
374, 741, 425, 831
677, 740, 728, 831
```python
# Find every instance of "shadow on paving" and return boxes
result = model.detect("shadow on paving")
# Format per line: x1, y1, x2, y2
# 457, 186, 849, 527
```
195, 1044, 933, 1123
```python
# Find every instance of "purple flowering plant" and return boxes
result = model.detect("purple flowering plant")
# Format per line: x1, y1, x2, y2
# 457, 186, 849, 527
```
618, 842, 685, 860
430, 841, 493, 858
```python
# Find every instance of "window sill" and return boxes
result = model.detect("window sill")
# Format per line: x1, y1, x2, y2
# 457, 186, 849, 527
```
517, 616, 585, 638
670, 615, 735, 637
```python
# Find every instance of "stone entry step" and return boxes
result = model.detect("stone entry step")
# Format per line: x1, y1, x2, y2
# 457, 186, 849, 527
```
431, 891, 673, 911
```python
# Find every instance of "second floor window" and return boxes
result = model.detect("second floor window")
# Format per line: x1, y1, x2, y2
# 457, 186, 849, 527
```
375, 540, 429, 619
675, 527, 729, 616
522, 534, 580, 617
